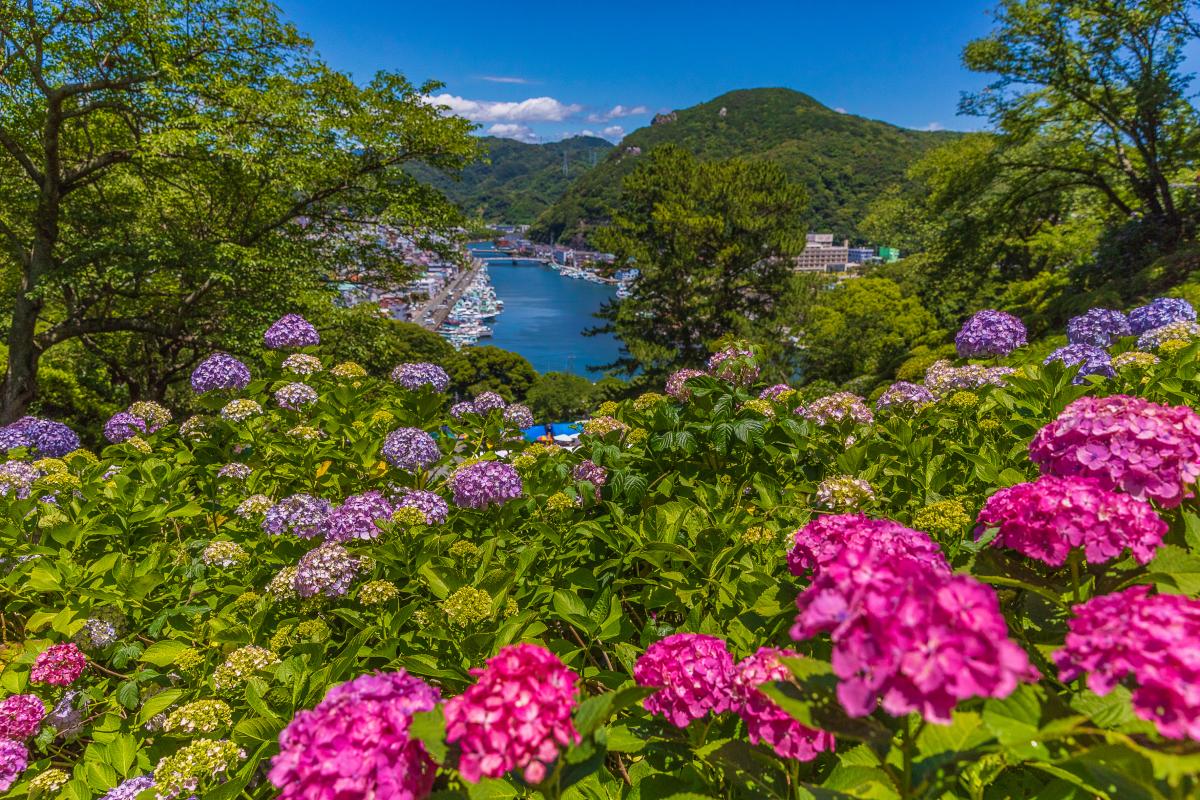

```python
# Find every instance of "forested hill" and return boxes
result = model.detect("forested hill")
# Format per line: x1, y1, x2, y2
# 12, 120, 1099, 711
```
530, 88, 956, 244
407, 135, 613, 225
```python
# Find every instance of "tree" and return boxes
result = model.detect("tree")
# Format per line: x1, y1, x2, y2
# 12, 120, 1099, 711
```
0, 1, 478, 419
448, 346, 537, 402
860, 134, 1103, 327
801, 277, 938, 385
961, 0, 1200, 242
316, 306, 456, 378
593, 145, 808, 377
525, 371, 595, 421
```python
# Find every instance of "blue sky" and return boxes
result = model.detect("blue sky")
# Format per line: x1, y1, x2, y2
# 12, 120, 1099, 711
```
276, 0, 1002, 143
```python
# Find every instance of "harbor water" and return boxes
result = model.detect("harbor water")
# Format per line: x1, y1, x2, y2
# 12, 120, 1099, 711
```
481, 257, 624, 377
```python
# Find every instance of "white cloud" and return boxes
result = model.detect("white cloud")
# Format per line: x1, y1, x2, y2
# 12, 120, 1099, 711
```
479, 75, 531, 84
486, 123, 539, 142
586, 104, 650, 123
575, 127, 625, 143
834, 107, 848, 114
424, 93, 582, 122
921, 121, 945, 131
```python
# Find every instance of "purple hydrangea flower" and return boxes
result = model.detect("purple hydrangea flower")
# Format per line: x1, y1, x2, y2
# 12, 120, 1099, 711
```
572, 460, 608, 501
1128, 297, 1197, 334
450, 401, 476, 420
390, 362, 450, 392
1044, 344, 1115, 383
100, 775, 156, 800
191, 353, 251, 393
503, 404, 535, 429
7, 417, 80, 457
104, 412, 148, 444
263, 494, 333, 539
264, 314, 320, 349
295, 543, 360, 598
274, 382, 318, 411
217, 462, 252, 481
391, 489, 449, 525
450, 461, 523, 509
21, 418, 75, 456
326, 491, 394, 542
473, 392, 507, 414
876, 381, 935, 410
1067, 308, 1131, 347
955, 310, 1027, 358
381, 428, 440, 472
46, 689, 87, 740
759, 384, 792, 401
924, 360, 1014, 396
0, 424, 31, 452
0, 460, 38, 499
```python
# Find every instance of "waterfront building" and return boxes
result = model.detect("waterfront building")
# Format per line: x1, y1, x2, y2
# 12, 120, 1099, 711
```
795, 233, 850, 272
848, 247, 878, 263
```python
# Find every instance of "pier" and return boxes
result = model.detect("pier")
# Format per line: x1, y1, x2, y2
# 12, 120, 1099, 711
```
413, 258, 483, 330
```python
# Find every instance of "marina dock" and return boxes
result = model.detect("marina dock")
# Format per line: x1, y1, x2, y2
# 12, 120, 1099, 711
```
414, 258, 484, 330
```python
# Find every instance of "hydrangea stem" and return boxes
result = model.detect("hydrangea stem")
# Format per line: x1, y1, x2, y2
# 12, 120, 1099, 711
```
900, 714, 914, 800
1068, 549, 1084, 605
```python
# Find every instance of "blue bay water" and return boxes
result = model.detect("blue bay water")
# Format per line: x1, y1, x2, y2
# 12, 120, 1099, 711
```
475, 256, 624, 377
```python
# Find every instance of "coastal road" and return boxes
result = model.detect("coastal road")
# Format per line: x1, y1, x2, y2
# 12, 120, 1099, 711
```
414, 260, 482, 330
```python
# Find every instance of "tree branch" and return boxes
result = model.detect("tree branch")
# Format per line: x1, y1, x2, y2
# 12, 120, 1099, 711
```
0, 128, 44, 185
63, 149, 132, 190
36, 317, 172, 350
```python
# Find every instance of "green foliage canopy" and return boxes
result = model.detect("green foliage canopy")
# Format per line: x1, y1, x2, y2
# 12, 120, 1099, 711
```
0, 0, 479, 419
593, 145, 809, 377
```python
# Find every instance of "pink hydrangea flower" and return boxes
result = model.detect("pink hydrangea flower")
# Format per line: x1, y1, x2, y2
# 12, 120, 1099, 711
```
1055, 587, 1200, 741
30, 642, 86, 686
707, 346, 759, 386
791, 519, 1037, 723
0, 738, 28, 792
732, 648, 834, 761
977, 475, 1167, 566
444, 644, 581, 784
795, 393, 874, 426
1029, 395, 1200, 507
0, 695, 45, 739
634, 633, 736, 728
787, 514, 949, 578
269, 670, 441, 800
665, 369, 706, 401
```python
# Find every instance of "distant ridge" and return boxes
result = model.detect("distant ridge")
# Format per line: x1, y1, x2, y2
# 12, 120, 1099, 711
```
529, 87, 956, 244
407, 135, 613, 225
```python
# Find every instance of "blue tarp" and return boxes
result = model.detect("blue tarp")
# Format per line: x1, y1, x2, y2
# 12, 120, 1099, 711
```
520, 421, 584, 442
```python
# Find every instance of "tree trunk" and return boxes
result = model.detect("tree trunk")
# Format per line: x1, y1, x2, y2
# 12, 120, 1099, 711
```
3, 194, 57, 423
3, 243, 48, 423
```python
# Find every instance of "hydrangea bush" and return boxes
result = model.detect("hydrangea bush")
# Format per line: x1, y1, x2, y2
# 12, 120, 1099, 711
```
3, 308, 1200, 799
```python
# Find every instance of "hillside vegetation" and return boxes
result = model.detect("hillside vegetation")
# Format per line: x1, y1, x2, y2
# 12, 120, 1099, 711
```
530, 88, 953, 244
407, 135, 613, 225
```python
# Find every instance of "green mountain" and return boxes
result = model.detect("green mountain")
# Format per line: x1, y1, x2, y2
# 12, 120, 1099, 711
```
530, 88, 956, 244
408, 135, 613, 225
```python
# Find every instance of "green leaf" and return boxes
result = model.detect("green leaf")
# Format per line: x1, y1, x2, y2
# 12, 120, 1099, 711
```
139, 640, 191, 667
104, 733, 138, 776
916, 710, 989, 756
410, 707, 448, 762
137, 689, 183, 725
466, 778, 520, 799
